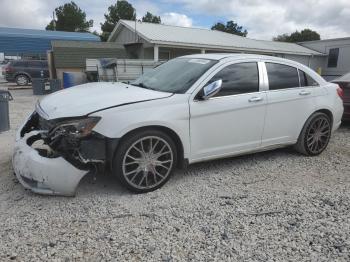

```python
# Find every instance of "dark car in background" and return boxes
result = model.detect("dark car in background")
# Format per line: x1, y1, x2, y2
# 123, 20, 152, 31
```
332, 73, 350, 121
2, 60, 49, 86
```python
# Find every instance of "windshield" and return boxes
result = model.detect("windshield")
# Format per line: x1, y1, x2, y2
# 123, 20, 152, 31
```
131, 58, 218, 94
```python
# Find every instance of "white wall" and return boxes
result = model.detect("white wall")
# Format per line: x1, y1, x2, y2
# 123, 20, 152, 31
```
300, 39, 350, 78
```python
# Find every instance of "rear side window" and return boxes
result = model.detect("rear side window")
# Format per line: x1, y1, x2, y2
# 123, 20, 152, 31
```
299, 70, 319, 87
28, 61, 42, 67
209, 62, 259, 97
266, 63, 299, 90
12, 61, 27, 67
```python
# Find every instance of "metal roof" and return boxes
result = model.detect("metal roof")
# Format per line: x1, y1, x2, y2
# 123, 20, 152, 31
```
51, 40, 123, 48
299, 37, 350, 44
0, 27, 99, 41
109, 20, 323, 56
0, 27, 99, 55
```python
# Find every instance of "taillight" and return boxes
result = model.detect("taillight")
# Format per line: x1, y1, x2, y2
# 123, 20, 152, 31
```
337, 86, 344, 100
4, 66, 12, 73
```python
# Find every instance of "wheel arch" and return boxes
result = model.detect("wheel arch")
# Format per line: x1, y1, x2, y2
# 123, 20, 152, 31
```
296, 108, 334, 143
111, 125, 186, 169
314, 108, 333, 127
15, 72, 31, 81
294, 109, 333, 155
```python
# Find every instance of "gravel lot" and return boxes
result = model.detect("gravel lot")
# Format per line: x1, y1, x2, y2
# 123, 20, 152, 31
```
0, 88, 349, 261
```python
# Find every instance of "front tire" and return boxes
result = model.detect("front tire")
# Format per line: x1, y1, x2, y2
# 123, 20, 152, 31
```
112, 129, 177, 193
294, 112, 332, 156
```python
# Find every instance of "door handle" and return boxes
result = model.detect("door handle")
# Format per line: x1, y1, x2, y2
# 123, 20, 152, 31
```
248, 97, 263, 102
299, 90, 311, 96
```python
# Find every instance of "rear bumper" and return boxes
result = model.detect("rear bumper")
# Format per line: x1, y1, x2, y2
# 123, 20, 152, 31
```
5, 73, 15, 82
12, 130, 89, 196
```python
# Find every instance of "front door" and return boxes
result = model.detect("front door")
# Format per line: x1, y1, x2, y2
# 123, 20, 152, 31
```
189, 62, 267, 162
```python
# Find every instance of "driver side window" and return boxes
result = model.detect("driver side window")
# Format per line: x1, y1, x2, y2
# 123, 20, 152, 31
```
209, 62, 259, 97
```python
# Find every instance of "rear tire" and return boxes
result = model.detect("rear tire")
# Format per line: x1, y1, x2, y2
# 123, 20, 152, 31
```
112, 129, 177, 193
294, 112, 332, 156
15, 74, 29, 86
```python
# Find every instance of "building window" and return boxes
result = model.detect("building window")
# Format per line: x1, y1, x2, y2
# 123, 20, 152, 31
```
327, 48, 339, 68
159, 51, 171, 60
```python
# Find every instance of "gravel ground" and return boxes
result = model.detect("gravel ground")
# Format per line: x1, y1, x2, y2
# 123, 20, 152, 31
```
0, 88, 349, 261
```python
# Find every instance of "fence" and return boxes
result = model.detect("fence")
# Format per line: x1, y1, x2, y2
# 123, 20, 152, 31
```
86, 58, 164, 82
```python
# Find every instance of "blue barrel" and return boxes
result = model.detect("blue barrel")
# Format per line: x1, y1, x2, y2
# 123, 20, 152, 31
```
63, 72, 87, 88
63, 72, 75, 89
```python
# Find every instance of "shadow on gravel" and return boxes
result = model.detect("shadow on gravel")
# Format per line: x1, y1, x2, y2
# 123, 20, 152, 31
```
77, 172, 129, 197
12, 122, 349, 199
340, 121, 350, 130
175, 147, 296, 181
76, 146, 296, 197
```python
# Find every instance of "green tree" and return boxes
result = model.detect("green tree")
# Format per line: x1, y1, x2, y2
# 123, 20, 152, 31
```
142, 12, 161, 23
273, 29, 320, 42
211, 20, 248, 37
100, 0, 135, 41
46, 1, 93, 32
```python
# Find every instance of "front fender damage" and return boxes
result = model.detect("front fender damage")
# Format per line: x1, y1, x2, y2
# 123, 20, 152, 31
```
13, 131, 89, 196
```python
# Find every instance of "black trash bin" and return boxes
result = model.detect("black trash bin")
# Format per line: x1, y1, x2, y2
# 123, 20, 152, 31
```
49, 79, 62, 93
0, 90, 13, 132
32, 78, 46, 95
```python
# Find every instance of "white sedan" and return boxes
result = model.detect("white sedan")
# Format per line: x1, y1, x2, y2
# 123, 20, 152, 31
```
13, 54, 344, 196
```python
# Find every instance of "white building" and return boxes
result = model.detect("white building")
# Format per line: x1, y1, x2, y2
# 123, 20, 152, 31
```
108, 20, 350, 80
299, 37, 350, 80
108, 20, 322, 64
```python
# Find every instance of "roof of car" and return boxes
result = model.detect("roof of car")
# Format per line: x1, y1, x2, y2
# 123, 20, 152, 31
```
10, 60, 47, 64
180, 53, 327, 84
179, 53, 298, 62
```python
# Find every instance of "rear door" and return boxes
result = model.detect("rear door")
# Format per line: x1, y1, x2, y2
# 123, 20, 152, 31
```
261, 62, 316, 146
13, 61, 28, 76
27, 61, 43, 78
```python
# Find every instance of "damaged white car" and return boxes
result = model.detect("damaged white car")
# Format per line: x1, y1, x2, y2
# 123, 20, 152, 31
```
13, 54, 344, 196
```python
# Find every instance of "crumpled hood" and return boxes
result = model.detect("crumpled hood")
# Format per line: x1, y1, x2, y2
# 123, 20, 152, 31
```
38, 82, 172, 119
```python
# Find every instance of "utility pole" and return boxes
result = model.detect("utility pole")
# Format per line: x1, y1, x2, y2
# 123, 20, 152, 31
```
134, 9, 137, 42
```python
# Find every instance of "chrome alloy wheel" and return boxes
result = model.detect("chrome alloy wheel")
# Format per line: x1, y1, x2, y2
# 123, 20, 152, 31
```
306, 116, 331, 154
122, 136, 174, 190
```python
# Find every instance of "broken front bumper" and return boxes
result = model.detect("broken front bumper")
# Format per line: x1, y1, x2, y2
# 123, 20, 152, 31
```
12, 130, 89, 196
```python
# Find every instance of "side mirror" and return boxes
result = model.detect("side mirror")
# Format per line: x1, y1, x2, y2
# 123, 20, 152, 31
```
201, 79, 222, 100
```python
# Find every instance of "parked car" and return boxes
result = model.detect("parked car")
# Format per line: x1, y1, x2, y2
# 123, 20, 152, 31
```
3, 60, 49, 86
13, 54, 344, 196
332, 73, 350, 121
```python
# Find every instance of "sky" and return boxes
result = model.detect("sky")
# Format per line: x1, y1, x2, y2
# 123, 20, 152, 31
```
0, 0, 349, 40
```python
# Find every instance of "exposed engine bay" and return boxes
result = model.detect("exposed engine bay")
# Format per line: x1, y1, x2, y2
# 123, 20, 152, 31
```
20, 111, 117, 171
